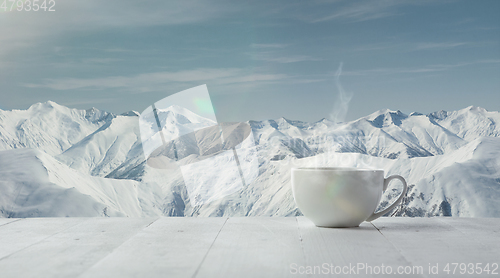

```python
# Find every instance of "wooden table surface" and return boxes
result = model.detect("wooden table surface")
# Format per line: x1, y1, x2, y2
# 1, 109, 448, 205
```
0, 217, 498, 278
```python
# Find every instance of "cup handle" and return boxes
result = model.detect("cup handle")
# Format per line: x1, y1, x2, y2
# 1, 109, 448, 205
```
366, 175, 408, 222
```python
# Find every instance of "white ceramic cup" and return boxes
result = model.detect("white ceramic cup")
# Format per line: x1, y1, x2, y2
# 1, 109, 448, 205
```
292, 167, 408, 228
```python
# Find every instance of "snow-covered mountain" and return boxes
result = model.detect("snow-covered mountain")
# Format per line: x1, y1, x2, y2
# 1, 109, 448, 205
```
0, 148, 163, 217
0, 101, 113, 156
1, 101, 499, 218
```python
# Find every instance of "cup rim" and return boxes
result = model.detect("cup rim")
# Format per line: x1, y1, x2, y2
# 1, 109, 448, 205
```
292, 167, 383, 172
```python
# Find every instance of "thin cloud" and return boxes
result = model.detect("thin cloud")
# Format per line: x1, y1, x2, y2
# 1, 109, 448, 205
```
413, 42, 469, 51
250, 43, 289, 49
478, 59, 500, 64
249, 41, 320, 63
24, 68, 289, 92
82, 58, 123, 64
102, 48, 133, 53
249, 47, 322, 63
344, 60, 500, 76
309, 0, 438, 23
311, 0, 402, 23
60, 98, 116, 106
251, 54, 322, 63
0, 0, 238, 57
351, 41, 482, 53
344, 65, 452, 76
350, 42, 399, 52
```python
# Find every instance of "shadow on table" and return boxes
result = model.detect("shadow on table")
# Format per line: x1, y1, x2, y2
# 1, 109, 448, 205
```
371, 220, 441, 232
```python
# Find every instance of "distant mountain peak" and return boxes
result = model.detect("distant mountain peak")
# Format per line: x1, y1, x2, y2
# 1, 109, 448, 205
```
464, 105, 488, 113
367, 109, 408, 127
365, 108, 403, 119
428, 110, 449, 120
84, 107, 114, 123
28, 100, 62, 110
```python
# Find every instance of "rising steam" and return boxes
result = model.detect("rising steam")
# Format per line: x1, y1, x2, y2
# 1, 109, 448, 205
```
329, 63, 353, 124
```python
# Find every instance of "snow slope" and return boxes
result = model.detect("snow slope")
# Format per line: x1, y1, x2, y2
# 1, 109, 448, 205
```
0, 148, 164, 217
0, 102, 499, 217
56, 115, 144, 177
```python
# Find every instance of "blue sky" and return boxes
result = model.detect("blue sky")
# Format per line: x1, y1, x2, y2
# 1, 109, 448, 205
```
1, 0, 499, 122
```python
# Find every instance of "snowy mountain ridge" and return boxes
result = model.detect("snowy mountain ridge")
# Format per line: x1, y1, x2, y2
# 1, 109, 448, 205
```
0, 101, 499, 218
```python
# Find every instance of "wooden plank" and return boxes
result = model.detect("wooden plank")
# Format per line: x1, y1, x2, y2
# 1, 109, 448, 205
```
79, 217, 228, 278
297, 216, 423, 277
0, 217, 157, 278
436, 217, 500, 250
0, 218, 88, 260
0, 217, 496, 278
372, 217, 500, 277
195, 217, 306, 278
0, 218, 21, 227
437, 217, 500, 249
